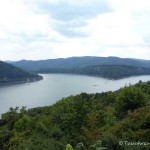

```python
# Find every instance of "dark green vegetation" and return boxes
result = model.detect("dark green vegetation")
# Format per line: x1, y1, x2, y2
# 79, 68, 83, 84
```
10, 56, 150, 70
10, 56, 150, 79
0, 61, 43, 85
38, 65, 150, 79
0, 81, 150, 150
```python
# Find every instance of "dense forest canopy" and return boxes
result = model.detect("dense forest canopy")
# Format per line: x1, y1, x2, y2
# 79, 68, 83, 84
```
0, 61, 42, 84
0, 81, 150, 150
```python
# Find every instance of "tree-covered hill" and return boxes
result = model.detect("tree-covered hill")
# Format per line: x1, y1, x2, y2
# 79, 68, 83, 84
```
0, 61, 43, 85
38, 65, 150, 79
9, 56, 150, 79
0, 81, 150, 150
9, 56, 150, 71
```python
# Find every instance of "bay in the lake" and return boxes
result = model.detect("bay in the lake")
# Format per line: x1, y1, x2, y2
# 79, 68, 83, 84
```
0, 74, 150, 115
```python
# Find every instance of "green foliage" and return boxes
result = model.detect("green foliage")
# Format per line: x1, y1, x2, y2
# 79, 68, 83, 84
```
99, 133, 122, 150
90, 140, 107, 150
0, 81, 150, 150
35, 121, 47, 134
109, 104, 150, 141
66, 144, 73, 150
14, 115, 31, 132
76, 143, 86, 150
115, 86, 148, 119
37, 65, 150, 80
0, 60, 42, 85
19, 136, 65, 150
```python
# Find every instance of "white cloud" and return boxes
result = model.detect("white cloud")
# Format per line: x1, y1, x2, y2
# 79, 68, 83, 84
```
0, 0, 150, 60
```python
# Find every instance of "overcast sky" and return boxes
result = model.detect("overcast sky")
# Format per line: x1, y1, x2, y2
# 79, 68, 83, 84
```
0, 0, 150, 60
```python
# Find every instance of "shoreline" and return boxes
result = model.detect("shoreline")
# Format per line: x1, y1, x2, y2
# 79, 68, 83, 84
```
0, 76, 43, 86
38, 72, 150, 80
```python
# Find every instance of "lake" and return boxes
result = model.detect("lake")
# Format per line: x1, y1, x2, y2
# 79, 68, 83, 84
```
0, 74, 150, 116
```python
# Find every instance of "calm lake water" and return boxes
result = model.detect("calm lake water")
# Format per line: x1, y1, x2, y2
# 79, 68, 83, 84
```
0, 74, 150, 115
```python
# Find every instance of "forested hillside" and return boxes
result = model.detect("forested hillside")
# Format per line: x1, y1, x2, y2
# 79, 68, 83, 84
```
10, 56, 150, 71
0, 61, 42, 85
9, 56, 150, 79
0, 81, 150, 150
38, 65, 150, 79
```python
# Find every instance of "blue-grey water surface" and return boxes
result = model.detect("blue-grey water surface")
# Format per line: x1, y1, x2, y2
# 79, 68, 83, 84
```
0, 74, 150, 116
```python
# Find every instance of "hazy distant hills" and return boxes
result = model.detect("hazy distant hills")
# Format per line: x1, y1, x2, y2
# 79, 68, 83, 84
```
10, 56, 150, 70
9, 56, 150, 79
37, 65, 150, 79
0, 61, 42, 85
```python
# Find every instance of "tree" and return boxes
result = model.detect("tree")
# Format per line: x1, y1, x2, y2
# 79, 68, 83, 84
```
14, 115, 31, 132
66, 144, 73, 150
116, 86, 148, 119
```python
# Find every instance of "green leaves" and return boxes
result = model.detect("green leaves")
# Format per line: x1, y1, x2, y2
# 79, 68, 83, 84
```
0, 81, 149, 149
90, 140, 107, 150
14, 115, 31, 132
116, 86, 148, 119
66, 144, 73, 150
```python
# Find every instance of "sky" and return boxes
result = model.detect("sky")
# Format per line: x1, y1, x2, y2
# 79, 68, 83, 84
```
0, 0, 150, 61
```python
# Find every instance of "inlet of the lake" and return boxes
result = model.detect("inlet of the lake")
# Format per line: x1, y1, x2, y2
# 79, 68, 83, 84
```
0, 74, 150, 116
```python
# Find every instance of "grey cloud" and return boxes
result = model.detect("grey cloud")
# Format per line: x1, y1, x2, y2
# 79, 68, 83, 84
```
36, 0, 113, 21
133, 10, 150, 21
143, 35, 150, 48
2, 29, 62, 49
144, 35, 150, 43
53, 19, 88, 38
55, 19, 88, 28
25, 0, 113, 37
16, 32, 48, 42
5, 30, 49, 44
54, 27, 88, 38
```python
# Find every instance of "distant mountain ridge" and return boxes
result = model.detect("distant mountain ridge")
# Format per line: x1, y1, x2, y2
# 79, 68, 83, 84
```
0, 61, 42, 85
8, 56, 150, 79
9, 56, 150, 71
